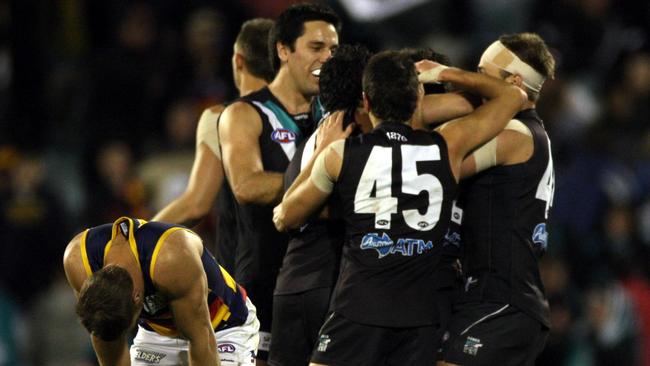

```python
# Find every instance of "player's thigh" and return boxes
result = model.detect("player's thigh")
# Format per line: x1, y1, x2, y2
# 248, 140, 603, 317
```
443, 303, 545, 366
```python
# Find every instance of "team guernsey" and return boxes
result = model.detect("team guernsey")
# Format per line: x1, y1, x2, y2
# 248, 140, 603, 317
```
332, 122, 457, 327
275, 125, 344, 296
452, 108, 554, 327
79, 217, 249, 336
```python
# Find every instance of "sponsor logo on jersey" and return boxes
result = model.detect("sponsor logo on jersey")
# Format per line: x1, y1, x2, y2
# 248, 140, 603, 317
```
142, 292, 167, 315
271, 129, 297, 144
218, 343, 237, 353
443, 228, 461, 247
532, 223, 548, 251
134, 349, 167, 364
360, 232, 433, 259
463, 336, 483, 356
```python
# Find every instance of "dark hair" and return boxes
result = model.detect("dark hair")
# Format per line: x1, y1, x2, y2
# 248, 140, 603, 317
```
400, 47, 453, 94
499, 33, 555, 101
319, 44, 372, 117
268, 3, 341, 73
76, 265, 138, 341
236, 18, 275, 82
363, 50, 419, 123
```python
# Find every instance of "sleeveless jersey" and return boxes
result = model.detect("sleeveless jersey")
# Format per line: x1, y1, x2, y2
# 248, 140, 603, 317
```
453, 108, 554, 327
331, 122, 457, 327
274, 126, 344, 295
228, 87, 316, 291
80, 217, 249, 337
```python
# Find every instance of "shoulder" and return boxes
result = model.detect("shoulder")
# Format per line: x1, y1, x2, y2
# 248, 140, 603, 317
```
220, 101, 263, 130
63, 231, 89, 293
151, 229, 204, 292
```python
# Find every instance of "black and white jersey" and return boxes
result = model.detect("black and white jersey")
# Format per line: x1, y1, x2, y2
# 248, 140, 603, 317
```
455, 108, 554, 327
274, 128, 344, 295
331, 122, 457, 327
222, 87, 316, 291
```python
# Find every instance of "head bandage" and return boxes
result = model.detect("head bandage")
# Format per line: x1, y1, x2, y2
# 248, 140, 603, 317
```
479, 41, 545, 92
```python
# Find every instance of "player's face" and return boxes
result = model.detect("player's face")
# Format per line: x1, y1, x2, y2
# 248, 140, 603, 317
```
286, 20, 338, 97
477, 62, 503, 79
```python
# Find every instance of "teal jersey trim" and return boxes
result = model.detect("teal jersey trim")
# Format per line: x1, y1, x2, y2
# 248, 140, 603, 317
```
262, 100, 303, 140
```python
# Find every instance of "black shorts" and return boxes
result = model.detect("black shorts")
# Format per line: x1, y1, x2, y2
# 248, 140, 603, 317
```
311, 312, 439, 366
242, 282, 274, 360
268, 287, 332, 366
442, 302, 548, 366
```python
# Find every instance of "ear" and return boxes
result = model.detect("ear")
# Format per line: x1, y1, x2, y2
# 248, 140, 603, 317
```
234, 53, 245, 70
277, 42, 290, 63
508, 73, 524, 88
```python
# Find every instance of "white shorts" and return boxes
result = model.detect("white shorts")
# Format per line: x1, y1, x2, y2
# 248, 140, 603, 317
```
130, 297, 260, 366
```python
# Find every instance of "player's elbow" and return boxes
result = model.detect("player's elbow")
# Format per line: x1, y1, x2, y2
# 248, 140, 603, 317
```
231, 183, 256, 205
505, 85, 528, 108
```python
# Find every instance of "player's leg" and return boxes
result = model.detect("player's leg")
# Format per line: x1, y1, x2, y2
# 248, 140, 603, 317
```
216, 297, 260, 366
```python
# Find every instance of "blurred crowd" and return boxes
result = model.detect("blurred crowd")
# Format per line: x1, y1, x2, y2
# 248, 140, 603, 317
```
1, 0, 649, 365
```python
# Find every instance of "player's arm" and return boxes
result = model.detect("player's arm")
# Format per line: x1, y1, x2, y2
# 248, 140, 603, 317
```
420, 92, 475, 125
63, 233, 131, 366
417, 62, 526, 180
154, 107, 226, 226
284, 111, 352, 199
153, 230, 219, 366
220, 101, 284, 205
274, 140, 344, 232
459, 123, 534, 179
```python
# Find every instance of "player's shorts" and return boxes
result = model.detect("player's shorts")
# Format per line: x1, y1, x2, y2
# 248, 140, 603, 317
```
310, 312, 439, 366
130, 297, 260, 366
442, 302, 548, 366
268, 287, 331, 366
242, 281, 273, 360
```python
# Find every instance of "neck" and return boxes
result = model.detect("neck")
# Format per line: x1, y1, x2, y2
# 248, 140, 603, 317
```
104, 237, 144, 297
268, 67, 312, 115
239, 72, 267, 97
523, 100, 535, 110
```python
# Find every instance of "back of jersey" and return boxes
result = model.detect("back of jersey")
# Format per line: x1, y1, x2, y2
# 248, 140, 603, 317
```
332, 122, 457, 327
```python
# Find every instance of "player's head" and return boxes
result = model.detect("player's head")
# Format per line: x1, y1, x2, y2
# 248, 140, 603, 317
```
76, 265, 140, 341
319, 44, 372, 131
232, 18, 275, 89
269, 3, 341, 97
478, 32, 555, 102
401, 47, 452, 94
362, 50, 422, 124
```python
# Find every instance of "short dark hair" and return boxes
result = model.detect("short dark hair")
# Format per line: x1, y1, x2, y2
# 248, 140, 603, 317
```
236, 18, 275, 82
499, 33, 555, 101
76, 265, 138, 341
363, 50, 419, 123
319, 44, 372, 116
268, 3, 341, 73
400, 47, 453, 94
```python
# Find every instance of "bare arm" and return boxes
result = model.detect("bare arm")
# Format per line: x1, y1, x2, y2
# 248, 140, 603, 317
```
274, 142, 344, 231
420, 92, 475, 125
460, 123, 534, 179
63, 234, 131, 366
153, 144, 223, 226
418, 63, 526, 180
153, 230, 219, 366
219, 101, 284, 205
283, 111, 352, 199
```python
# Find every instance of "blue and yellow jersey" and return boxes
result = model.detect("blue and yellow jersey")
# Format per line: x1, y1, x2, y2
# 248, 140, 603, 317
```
79, 217, 249, 337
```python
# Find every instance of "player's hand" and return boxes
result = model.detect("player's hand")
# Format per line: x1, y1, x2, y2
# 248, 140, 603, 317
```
415, 60, 449, 84
316, 111, 354, 151
273, 204, 287, 232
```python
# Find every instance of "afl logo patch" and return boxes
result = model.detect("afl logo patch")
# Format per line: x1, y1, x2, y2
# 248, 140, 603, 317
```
271, 129, 296, 144
217, 343, 236, 353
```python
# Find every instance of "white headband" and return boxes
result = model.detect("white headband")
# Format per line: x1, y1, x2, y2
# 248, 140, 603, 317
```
479, 41, 545, 92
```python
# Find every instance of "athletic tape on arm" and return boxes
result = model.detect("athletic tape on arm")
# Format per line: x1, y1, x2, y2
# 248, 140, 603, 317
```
310, 140, 345, 193
196, 109, 222, 159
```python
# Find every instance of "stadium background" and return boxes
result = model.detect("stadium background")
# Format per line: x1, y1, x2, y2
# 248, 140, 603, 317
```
1, 0, 649, 365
